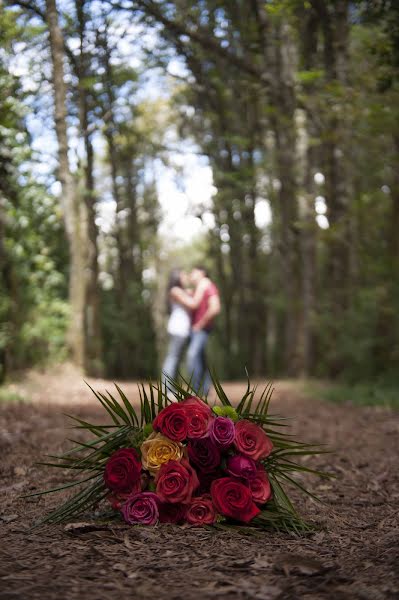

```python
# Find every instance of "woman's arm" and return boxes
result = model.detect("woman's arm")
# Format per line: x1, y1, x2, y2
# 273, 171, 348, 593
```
170, 287, 196, 309
170, 279, 208, 310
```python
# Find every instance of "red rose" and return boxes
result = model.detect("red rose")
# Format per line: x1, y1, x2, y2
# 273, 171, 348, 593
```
159, 502, 187, 524
181, 396, 212, 439
211, 477, 260, 523
121, 492, 160, 525
249, 466, 272, 505
185, 495, 217, 526
156, 459, 199, 504
188, 437, 221, 473
234, 420, 273, 461
226, 454, 258, 480
153, 403, 189, 442
104, 448, 141, 494
181, 396, 212, 417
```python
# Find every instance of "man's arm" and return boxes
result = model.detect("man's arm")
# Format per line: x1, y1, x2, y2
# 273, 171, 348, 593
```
170, 278, 208, 310
192, 294, 221, 331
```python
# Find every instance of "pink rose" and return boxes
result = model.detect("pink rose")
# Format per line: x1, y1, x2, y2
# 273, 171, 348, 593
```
249, 467, 272, 505
211, 477, 260, 523
185, 495, 217, 526
104, 448, 141, 495
153, 403, 189, 441
121, 492, 160, 525
234, 420, 273, 461
226, 454, 258, 480
188, 437, 221, 473
210, 416, 235, 448
181, 396, 212, 439
156, 459, 199, 504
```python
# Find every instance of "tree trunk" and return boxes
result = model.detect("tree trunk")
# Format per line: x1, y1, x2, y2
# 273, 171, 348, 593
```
390, 134, 399, 265
76, 0, 103, 375
272, 22, 300, 375
45, 0, 87, 368
296, 109, 318, 376
211, 206, 233, 377
98, 27, 136, 376
295, 7, 320, 376
82, 122, 103, 375
253, 1, 300, 375
374, 132, 399, 373
322, 0, 352, 312
0, 193, 13, 380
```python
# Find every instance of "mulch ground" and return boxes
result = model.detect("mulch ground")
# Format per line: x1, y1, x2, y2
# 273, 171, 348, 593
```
1, 367, 398, 600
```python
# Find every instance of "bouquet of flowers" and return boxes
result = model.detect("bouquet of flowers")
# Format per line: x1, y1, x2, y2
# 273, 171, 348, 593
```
31, 377, 330, 531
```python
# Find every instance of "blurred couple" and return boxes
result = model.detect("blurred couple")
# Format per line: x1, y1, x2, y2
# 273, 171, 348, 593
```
162, 266, 220, 397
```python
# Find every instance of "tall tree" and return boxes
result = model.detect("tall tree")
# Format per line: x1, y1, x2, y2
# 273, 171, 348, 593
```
72, 0, 103, 375
45, 0, 88, 368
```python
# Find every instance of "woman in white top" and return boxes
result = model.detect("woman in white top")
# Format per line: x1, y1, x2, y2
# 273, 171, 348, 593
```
161, 268, 193, 393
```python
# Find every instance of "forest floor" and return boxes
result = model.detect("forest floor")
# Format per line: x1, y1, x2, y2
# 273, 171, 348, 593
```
0, 364, 398, 600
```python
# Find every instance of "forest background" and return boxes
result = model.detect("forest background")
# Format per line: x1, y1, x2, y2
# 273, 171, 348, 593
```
1, 0, 398, 405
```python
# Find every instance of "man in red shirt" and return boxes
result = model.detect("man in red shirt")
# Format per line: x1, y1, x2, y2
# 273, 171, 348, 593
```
185, 266, 220, 396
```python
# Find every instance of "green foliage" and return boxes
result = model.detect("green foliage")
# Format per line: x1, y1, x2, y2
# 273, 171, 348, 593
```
0, 7, 68, 379
0, 388, 25, 404
18, 299, 69, 367
101, 284, 158, 379
307, 380, 399, 411
297, 69, 324, 85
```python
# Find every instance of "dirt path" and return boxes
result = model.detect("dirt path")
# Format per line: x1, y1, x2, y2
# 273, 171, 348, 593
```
1, 366, 398, 600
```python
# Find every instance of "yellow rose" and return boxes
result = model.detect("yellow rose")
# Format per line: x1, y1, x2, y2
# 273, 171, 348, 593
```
140, 432, 184, 474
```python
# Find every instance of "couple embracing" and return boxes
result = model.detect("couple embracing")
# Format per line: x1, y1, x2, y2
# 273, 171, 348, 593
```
162, 265, 220, 397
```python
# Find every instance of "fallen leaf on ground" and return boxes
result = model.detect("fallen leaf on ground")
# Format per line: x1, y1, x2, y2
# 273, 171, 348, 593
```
64, 522, 111, 534
274, 553, 330, 577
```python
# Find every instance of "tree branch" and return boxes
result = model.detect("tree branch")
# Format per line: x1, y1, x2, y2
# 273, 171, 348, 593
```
5, 0, 46, 20
111, 0, 270, 86
7, 0, 79, 69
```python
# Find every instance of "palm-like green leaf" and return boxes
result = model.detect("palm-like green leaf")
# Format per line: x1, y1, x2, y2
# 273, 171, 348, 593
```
210, 370, 232, 406
114, 383, 139, 426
